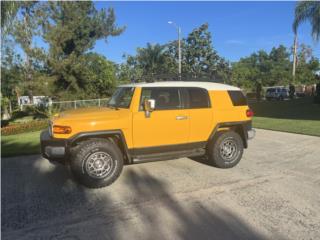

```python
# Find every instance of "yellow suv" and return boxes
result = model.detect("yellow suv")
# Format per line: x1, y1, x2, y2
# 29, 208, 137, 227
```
41, 81, 255, 188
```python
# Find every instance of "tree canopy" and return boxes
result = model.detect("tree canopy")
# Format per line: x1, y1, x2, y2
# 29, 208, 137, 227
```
1, 1, 319, 108
232, 44, 319, 90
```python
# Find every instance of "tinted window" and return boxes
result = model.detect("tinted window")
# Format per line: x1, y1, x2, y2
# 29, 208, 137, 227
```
187, 88, 210, 108
228, 91, 247, 106
140, 88, 182, 110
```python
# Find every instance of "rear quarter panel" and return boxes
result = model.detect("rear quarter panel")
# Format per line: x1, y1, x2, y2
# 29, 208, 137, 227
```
209, 90, 251, 129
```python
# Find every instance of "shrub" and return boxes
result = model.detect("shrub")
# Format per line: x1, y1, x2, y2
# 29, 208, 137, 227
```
11, 110, 30, 120
1, 120, 48, 136
1, 120, 10, 128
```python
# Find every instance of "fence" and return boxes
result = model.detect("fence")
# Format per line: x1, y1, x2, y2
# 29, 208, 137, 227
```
20, 98, 110, 112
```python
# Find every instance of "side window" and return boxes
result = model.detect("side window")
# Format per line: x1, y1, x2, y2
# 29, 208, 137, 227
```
228, 91, 247, 106
140, 88, 182, 110
187, 88, 210, 108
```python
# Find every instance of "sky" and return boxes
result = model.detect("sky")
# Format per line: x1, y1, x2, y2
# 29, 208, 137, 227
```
91, 1, 319, 63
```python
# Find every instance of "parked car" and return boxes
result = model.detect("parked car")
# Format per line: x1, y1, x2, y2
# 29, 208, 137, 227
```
265, 87, 289, 101
41, 81, 255, 188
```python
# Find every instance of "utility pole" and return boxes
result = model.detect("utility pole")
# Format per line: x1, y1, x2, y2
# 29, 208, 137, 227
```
168, 21, 182, 80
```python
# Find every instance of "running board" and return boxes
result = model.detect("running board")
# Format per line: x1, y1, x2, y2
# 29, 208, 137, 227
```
132, 148, 206, 164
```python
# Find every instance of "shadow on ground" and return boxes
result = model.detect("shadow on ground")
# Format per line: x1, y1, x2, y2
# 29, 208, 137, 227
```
2, 155, 267, 240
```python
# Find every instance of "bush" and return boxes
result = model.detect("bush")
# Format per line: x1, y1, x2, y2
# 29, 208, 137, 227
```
11, 110, 30, 120
1, 120, 10, 128
1, 120, 48, 136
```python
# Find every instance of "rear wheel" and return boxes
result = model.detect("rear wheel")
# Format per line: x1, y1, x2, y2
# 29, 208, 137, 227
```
207, 131, 243, 168
70, 139, 123, 188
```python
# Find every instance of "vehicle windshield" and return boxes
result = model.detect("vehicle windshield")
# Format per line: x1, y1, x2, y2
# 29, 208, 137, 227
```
107, 87, 135, 109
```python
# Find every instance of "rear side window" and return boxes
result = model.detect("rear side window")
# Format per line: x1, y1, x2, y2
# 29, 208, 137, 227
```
187, 88, 210, 108
228, 91, 247, 106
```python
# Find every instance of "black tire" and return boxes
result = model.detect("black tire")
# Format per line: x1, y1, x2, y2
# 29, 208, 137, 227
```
70, 138, 123, 188
207, 131, 243, 168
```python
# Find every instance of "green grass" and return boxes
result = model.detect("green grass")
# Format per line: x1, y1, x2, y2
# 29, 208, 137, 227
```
250, 97, 320, 136
1, 131, 41, 157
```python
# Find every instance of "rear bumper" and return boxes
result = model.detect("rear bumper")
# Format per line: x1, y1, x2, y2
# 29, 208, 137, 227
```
40, 130, 68, 164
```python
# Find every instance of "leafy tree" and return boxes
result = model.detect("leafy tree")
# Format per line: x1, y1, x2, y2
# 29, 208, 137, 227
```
232, 44, 319, 90
293, 1, 320, 41
12, 2, 46, 103
1, 46, 24, 104
40, 1, 124, 98
116, 61, 143, 84
183, 23, 221, 79
82, 53, 117, 98
232, 46, 292, 89
123, 23, 230, 82
1, 1, 21, 39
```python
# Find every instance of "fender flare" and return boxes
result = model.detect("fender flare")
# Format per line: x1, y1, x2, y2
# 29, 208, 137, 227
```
68, 129, 132, 163
208, 121, 251, 148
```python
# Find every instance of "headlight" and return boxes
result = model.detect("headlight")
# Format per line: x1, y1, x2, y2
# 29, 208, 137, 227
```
53, 125, 72, 134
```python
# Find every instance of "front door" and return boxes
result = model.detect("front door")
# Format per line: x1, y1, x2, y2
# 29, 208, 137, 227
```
132, 87, 189, 149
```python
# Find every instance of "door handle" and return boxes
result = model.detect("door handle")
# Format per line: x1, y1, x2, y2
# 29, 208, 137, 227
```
176, 116, 188, 120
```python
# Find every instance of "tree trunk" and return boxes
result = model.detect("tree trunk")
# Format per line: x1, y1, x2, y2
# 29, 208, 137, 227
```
292, 34, 298, 81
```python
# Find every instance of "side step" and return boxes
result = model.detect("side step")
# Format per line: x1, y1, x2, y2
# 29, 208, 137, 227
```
132, 148, 206, 164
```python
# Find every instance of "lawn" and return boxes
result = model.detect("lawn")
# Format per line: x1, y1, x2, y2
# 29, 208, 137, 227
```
1, 131, 42, 157
250, 97, 320, 136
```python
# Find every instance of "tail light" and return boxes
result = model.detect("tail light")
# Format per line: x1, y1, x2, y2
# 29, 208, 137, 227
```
246, 109, 254, 117
53, 125, 72, 134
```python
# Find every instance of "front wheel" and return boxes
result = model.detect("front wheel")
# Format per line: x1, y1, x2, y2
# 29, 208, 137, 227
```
70, 139, 123, 188
207, 131, 244, 168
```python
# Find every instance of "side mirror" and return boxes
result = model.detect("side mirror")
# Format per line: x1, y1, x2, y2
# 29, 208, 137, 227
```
144, 99, 155, 117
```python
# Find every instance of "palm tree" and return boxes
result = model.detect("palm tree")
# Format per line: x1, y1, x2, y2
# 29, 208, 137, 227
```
293, 1, 320, 41
292, 1, 320, 79
136, 43, 166, 76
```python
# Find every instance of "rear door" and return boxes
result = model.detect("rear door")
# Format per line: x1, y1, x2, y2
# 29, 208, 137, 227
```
182, 88, 213, 143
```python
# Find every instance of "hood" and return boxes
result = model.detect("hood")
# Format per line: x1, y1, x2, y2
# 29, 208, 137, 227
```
53, 107, 121, 122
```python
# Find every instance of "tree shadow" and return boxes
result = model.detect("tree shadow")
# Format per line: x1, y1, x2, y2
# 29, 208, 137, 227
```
2, 155, 271, 240
122, 169, 269, 240
1, 138, 40, 158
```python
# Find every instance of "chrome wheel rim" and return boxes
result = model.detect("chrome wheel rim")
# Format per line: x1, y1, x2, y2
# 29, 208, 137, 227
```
219, 137, 238, 162
85, 152, 113, 179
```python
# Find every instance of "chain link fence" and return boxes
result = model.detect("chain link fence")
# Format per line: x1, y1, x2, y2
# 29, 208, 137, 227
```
50, 98, 110, 111
20, 98, 110, 112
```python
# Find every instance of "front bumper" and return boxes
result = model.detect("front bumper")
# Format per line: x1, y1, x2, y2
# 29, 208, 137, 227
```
40, 129, 68, 164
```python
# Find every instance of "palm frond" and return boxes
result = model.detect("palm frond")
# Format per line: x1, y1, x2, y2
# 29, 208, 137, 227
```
293, 1, 320, 41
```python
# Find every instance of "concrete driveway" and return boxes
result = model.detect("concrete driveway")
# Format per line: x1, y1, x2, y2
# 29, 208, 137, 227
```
2, 129, 320, 240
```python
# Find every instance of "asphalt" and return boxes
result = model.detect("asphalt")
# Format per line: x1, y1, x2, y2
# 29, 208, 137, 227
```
2, 129, 320, 240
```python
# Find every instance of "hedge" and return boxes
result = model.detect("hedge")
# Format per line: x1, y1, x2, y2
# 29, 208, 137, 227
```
1, 120, 48, 136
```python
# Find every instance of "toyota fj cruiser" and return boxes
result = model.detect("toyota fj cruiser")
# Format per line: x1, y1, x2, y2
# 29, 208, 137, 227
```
41, 81, 255, 188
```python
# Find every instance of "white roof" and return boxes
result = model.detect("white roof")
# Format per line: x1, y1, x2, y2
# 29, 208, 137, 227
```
119, 81, 240, 91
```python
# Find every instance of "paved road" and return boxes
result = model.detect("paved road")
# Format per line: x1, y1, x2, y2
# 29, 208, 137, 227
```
2, 129, 320, 240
